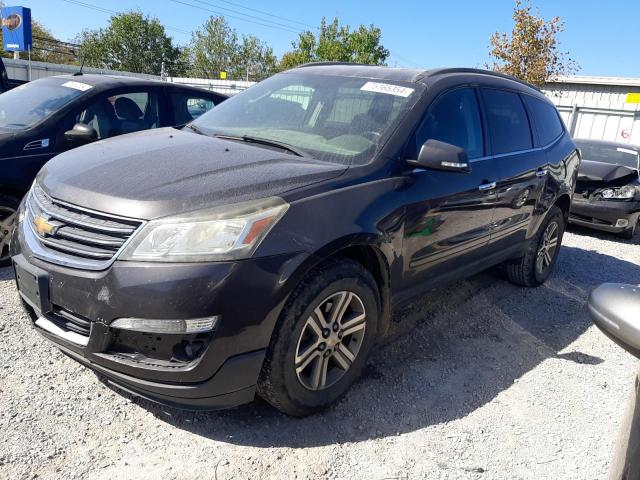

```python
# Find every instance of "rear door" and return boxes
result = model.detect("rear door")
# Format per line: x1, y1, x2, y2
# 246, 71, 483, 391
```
401, 87, 498, 287
479, 88, 546, 252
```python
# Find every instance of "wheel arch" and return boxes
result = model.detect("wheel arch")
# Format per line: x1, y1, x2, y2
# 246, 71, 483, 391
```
554, 193, 571, 222
282, 236, 394, 339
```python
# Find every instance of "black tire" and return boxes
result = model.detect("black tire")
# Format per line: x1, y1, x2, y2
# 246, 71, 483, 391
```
621, 222, 636, 240
0, 194, 20, 267
257, 258, 380, 416
505, 205, 565, 287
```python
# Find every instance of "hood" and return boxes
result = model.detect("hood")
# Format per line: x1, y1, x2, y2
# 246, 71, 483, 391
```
38, 127, 347, 220
577, 160, 639, 186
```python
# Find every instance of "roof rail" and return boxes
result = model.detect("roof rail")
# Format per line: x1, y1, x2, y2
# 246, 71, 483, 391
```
422, 68, 542, 92
295, 61, 376, 69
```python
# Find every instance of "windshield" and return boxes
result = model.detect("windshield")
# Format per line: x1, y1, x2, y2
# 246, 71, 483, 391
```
578, 142, 640, 170
0, 79, 88, 130
191, 72, 422, 164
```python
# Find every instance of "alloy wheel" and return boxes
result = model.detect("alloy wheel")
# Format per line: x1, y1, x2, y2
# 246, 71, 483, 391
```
0, 206, 17, 263
294, 291, 367, 391
536, 220, 559, 275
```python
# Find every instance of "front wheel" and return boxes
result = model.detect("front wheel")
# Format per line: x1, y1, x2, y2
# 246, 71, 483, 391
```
621, 221, 637, 240
505, 205, 565, 287
257, 259, 380, 416
0, 194, 20, 267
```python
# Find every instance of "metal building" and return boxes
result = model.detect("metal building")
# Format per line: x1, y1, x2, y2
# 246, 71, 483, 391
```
544, 76, 640, 146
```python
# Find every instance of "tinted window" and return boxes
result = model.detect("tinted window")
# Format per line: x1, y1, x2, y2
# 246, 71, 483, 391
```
482, 89, 532, 155
77, 90, 159, 139
416, 88, 484, 159
523, 95, 563, 146
171, 92, 217, 125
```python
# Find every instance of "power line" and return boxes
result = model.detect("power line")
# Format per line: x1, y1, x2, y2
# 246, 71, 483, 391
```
169, 0, 301, 34
190, 0, 310, 32
206, 0, 314, 29
58, 0, 192, 36
33, 35, 80, 49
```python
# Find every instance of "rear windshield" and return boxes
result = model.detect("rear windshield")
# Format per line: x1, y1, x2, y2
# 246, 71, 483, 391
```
577, 142, 639, 170
190, 72, 423, 165
0, 79, 89, 130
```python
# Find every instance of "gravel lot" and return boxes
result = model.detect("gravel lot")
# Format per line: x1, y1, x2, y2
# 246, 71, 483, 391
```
1, 226, 639, 480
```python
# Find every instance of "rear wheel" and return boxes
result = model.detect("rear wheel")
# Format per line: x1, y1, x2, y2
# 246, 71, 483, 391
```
258, 259, 380, 416
505, 205, 565, 287
0, 194, 20, 267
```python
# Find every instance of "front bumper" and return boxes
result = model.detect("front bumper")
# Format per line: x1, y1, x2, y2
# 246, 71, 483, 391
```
10, 223, 308, 409
569, 196, 640, 233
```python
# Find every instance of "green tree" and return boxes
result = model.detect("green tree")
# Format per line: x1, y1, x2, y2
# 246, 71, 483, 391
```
488, 0, 578, 86
186, 16, 277, 81
279, 17, 389, 70
76, 11, 184, 75
1, 20, 78, 64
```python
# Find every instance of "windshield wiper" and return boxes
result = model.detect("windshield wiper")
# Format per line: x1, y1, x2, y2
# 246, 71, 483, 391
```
213, 134, 305, 157
185, 123, 206, 135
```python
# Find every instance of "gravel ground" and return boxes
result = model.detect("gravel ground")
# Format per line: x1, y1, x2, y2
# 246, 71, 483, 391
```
1, 226, 639, 480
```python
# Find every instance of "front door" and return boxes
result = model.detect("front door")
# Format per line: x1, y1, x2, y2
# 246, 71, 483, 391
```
401, 87, 497, 288
53, 88, 160, 156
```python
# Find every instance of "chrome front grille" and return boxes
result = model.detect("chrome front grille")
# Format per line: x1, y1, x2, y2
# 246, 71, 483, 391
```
25, 185, 142, 270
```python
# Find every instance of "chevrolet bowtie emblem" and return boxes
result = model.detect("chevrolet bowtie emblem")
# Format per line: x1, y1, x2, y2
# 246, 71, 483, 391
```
33, 216, 57, 237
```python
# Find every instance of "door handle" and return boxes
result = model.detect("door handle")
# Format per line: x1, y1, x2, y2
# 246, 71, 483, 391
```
478, 181, 497, 191
536, 169, 548, 177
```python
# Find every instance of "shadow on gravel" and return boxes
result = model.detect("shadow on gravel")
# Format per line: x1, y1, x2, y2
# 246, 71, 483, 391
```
0, 265, 14, 281
566, 223, 640, 246
126, 243, 640, 448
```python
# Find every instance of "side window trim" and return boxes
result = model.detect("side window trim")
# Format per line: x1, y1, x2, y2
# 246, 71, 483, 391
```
413, 85, 487, 160
469, 132, 564, 164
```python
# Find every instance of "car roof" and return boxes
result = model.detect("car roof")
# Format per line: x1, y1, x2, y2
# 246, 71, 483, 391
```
292, 62, 542, 94
574, 138, 640, 152
34, 74, 227, 97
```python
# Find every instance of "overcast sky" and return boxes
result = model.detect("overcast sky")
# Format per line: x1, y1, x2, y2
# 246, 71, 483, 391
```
18, 0, 640, 77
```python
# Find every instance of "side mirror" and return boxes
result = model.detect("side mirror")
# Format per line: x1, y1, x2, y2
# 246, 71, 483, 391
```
589, 283, 640, 358
64, 123, 97, 145
407, 139, 470, 173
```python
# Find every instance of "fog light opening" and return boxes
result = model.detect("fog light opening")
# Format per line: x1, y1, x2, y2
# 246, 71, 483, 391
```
109, 315, 220, 334
616, 219, 630, 228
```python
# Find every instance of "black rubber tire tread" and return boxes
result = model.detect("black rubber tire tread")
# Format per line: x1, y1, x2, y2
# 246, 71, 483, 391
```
257, 258, 380, 416
505, 205, 565, 288
0, 194, 20, 267
621, 223, 636, 240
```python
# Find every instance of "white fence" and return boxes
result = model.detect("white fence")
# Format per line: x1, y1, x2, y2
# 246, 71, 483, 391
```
3, 58, 256, 96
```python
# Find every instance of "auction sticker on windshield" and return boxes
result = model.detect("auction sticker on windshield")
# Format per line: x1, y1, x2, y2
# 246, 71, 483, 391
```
361, 81, 414, 97
61, 81, 93, 92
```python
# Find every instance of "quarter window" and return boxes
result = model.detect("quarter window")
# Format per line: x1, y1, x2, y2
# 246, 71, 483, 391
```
482, 89, 532, 155
522, 95, 564, 146
416, 88, 484, 160
170, 92, 217, 125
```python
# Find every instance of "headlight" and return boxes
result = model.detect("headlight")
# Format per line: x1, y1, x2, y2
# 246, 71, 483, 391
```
599, 186, 637, 200
119, 197, 288, 262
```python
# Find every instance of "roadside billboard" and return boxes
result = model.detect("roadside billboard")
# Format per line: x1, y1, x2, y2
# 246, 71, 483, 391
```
1, 6, 32, 52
